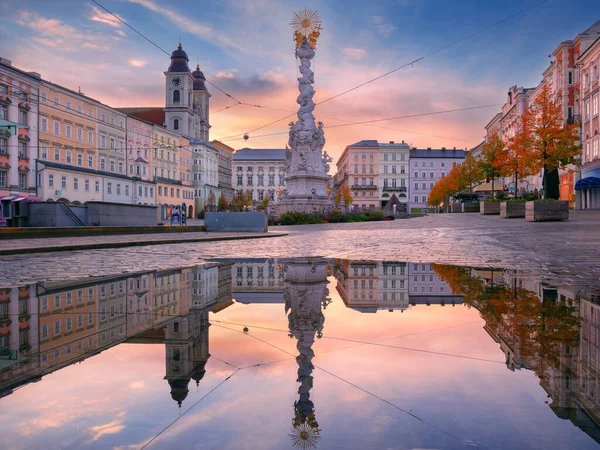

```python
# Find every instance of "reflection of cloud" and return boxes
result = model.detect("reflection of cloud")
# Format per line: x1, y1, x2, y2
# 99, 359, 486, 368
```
128, 381, 146, 389
89, 5, 123, 27
89, 412, 126, 441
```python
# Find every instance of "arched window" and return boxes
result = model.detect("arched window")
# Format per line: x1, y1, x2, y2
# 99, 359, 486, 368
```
173, 90, 180, 104
173, 119, 179, 130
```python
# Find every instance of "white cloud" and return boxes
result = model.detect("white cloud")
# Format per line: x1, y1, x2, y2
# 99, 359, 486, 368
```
371, 16, 397, 36
116, 29, 126, 37
215, 71, 235, 79
128, 58, 148, 67
342, 47, 367, 60
89, 5, 123, 28
126, 0, 246, 52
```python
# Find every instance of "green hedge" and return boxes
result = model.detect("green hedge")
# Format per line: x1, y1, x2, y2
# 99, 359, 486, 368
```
270, 210, 387, 226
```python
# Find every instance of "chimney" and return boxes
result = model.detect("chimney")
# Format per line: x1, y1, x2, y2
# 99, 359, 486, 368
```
389, 141, 394, 144
453, 147, 456, 150
0, 57, 12, 66
401, 140, 404, 144
28, 71, 41, 79
441, 147, 446, 150
427, 147, 431, 150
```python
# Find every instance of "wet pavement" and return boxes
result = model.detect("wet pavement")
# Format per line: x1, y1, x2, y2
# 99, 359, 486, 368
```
1, 212, 599, 286
0, 257, 599, 450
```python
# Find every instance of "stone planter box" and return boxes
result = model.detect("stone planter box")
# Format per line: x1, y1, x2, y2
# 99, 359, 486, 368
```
480, 201, 501, 215
451, 204, 462, 213
500, 201, 525, 218
205, 212, 268, 232
525, 200, 569, 222
462, 202, 480, 213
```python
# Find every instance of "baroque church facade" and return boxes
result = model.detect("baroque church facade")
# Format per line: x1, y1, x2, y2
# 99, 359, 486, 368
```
163, 44, 219, 214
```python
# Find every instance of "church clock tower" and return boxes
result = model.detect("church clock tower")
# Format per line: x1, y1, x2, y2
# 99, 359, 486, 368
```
192, 64, 211, 142
164, 43, 195, 137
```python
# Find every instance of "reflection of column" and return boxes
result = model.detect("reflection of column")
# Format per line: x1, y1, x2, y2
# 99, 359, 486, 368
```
285, 258, 328, 448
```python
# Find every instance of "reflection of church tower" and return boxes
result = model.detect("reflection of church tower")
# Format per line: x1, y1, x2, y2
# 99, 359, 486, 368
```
164, 309, 211, 408
284, 259, 329, 448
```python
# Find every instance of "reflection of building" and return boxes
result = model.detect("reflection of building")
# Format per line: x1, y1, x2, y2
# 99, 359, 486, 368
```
284, 259, 328, 449
230, 258, 286, 304
461, 268, 600, 444
0, 266, 196, 399
333, 260, 460, 312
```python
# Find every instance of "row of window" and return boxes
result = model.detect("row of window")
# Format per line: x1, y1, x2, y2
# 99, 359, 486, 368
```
0, 84, 28, 101
41, 92, 125, 128
382, 165, 406, 174
236, 174, 285, 186
583, 95, 600, 121
236, 166, 284, 173
156, 185, 192, 199
0, 170, 27, 189
45, 174, 154, 198
582, 136, 600, 163
382, 179, 406, 188
353, 153, 375, 160
0, 104, 28, 126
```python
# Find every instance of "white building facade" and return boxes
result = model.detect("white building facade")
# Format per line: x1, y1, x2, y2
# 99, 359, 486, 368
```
232, 148, 287, 206
379, 141, 410, 212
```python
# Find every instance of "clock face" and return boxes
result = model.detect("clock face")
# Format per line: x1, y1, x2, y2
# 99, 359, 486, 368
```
172, 77, 182, 87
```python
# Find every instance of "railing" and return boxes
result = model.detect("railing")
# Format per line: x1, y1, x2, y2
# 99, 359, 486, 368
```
382, 186, 407, 192
351, 184, 378, 190
59, 202, 85, 226
566, 115, 581, 125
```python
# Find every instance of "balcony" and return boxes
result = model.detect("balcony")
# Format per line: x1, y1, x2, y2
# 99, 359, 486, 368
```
382, 186, 407, 192
566, 115, 581, 125
351, 184, 378, 190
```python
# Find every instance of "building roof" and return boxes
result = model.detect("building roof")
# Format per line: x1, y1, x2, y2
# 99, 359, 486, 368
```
233, 148, 286, 161
348, 140, 379, 148
118, 108, 165, 127
168, 43, 190, 73
192, 64, 208, 91
410, 148, 467, 159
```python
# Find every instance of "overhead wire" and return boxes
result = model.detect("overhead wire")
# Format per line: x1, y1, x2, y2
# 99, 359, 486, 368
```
212, 322, 474, 446
216, 103, 503, 143
214, 0, 550, 141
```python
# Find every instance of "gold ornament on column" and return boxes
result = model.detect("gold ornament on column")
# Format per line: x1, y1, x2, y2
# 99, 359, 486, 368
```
290, 7, 322, 49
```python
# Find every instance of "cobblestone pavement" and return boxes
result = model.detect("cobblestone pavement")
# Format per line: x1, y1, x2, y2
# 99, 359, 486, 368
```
1, 211, 599, 286
0, 230, 286, 255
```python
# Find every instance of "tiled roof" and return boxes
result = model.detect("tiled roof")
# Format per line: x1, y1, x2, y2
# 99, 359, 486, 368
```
233, 148, 286, 161
409, 148, 467, 159
348, 140, 379, 147
118, 108, 165, 127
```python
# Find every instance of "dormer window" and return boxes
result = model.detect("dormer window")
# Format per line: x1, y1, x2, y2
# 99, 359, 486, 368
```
173, 90, 180, 104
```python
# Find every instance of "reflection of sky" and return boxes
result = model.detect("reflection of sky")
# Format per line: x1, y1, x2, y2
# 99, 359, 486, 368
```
0, 276, 597, 450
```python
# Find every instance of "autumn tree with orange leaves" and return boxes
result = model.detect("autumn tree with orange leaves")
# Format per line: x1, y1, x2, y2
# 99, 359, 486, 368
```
479, 132, 505, 199
518, 82, 581, 199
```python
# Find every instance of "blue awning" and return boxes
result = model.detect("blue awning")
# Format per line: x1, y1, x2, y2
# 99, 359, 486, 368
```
575, 177, 600, 190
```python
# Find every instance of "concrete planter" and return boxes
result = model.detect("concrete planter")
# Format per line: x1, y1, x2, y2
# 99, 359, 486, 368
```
480, 201, 501, 215
462, 202, 480, 213
525, 200, 569, 222
500, 201, 526, 218
451, 204, 462, 213
205, 212, 268, 232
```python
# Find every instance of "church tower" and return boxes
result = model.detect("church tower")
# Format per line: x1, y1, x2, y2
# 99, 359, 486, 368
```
164, 43, 195, 137
192, 64, 211, 142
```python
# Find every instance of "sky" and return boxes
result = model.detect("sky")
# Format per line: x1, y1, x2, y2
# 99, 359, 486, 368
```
1, 0, 599, 164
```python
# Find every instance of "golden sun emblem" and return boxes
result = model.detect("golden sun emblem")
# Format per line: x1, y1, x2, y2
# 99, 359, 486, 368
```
290, 8, 322, 37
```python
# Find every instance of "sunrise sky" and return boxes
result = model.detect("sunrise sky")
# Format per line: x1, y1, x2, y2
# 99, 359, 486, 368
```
1, 0, 599, 162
